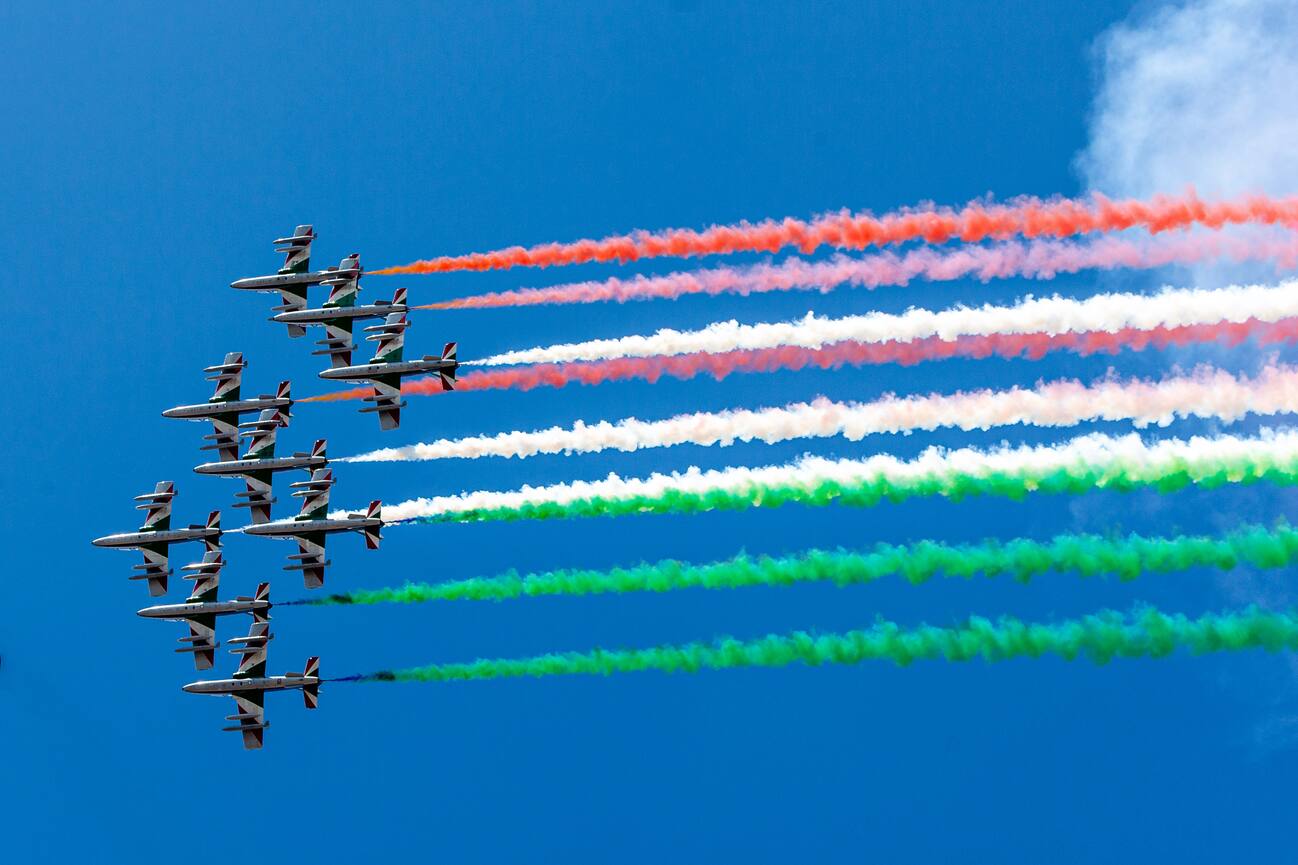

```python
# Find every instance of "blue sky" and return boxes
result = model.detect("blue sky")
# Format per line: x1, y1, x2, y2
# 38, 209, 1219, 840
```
5, 2, 1298, 862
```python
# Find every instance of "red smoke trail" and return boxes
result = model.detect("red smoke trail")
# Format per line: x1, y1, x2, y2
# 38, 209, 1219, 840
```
304, 316, 1298, 403
374, 191, 1298, 275
417, 233, 1298, 311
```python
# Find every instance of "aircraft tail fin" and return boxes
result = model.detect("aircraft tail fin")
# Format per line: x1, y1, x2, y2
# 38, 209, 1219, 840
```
273, 381, 293, 424
439, 342, 458, 391
253, 582, 271, 622
363, 501, 382, 550
202, 511, 222, 551
303, 657, 320, 709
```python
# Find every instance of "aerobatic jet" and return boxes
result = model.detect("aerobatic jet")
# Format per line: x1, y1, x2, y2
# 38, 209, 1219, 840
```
229, 224, 361, 337
272, 283, 409, 369
193, 409, 327, 524
317, 310, 458, 430
136, 551, 271, 670
182, 620, 318, 750
92, 482, 221, 597
161, 352, 292, 463
242, 468, 381, 589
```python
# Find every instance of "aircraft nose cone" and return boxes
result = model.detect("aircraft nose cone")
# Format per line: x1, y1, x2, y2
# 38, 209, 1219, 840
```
181, 682, 199, 694
90, 535, 109, 547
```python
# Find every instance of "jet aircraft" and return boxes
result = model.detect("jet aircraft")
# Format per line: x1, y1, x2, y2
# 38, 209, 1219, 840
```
317, 310, 457, 430
161, 353, 292, 463
91, 482, 221, 596
193, 408, 327, 524
272, 284, 409, 369
136, 551, 271, 670
182, 620, 318, 750
229, 225, 361, 337
242, 468, 381, 589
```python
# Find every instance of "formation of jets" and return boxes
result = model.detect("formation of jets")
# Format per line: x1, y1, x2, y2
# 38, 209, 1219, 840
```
93, 225, 460, 749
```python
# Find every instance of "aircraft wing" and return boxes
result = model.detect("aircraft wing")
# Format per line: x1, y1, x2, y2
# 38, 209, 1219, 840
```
314, 320, 355, 369
277, 289, 308, 338
286, 534, 329, 590
133, 544, 171, 597
206, 417, 241, 463
178, 614, 217, 671
236, 473, 276, 526
364, 379, 405, 432
224, 690, 267, 750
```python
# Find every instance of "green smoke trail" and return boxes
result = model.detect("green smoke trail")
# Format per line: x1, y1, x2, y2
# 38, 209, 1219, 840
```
308, 522, 1298, 606
351, 606, 1298, 683
406, 450, 1298, 527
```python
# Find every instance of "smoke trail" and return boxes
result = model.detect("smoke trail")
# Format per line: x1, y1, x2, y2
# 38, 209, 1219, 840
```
303, 316, 1298, 404
343, 606, 1298, 683
371, 191, 1298, 275
420, 233, 1298, 310
300, 522, 1298, 606
351, 429, 1298, 526
469, 280, 1298, 367
341, 365, 1298, 463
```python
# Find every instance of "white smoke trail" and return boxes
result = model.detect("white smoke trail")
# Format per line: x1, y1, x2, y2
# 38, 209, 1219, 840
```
352, 428, 1298, 523
342, 365, 1298, 463
467, 280, 1298, 367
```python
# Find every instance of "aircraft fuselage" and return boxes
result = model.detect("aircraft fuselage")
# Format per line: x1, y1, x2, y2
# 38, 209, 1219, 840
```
137, 598, 270, 620
272, 301, 408, 326
318, 358, 456, 382
162, 397, 292, 422
183, 675, 317, 695
242, 516, 381, 538
193, 455, 326, 477
230, 267, 356, 292
92, 527, 219, 549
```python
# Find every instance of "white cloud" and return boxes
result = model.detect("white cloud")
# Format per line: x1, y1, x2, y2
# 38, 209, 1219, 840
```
1079, 0, 1298, 200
